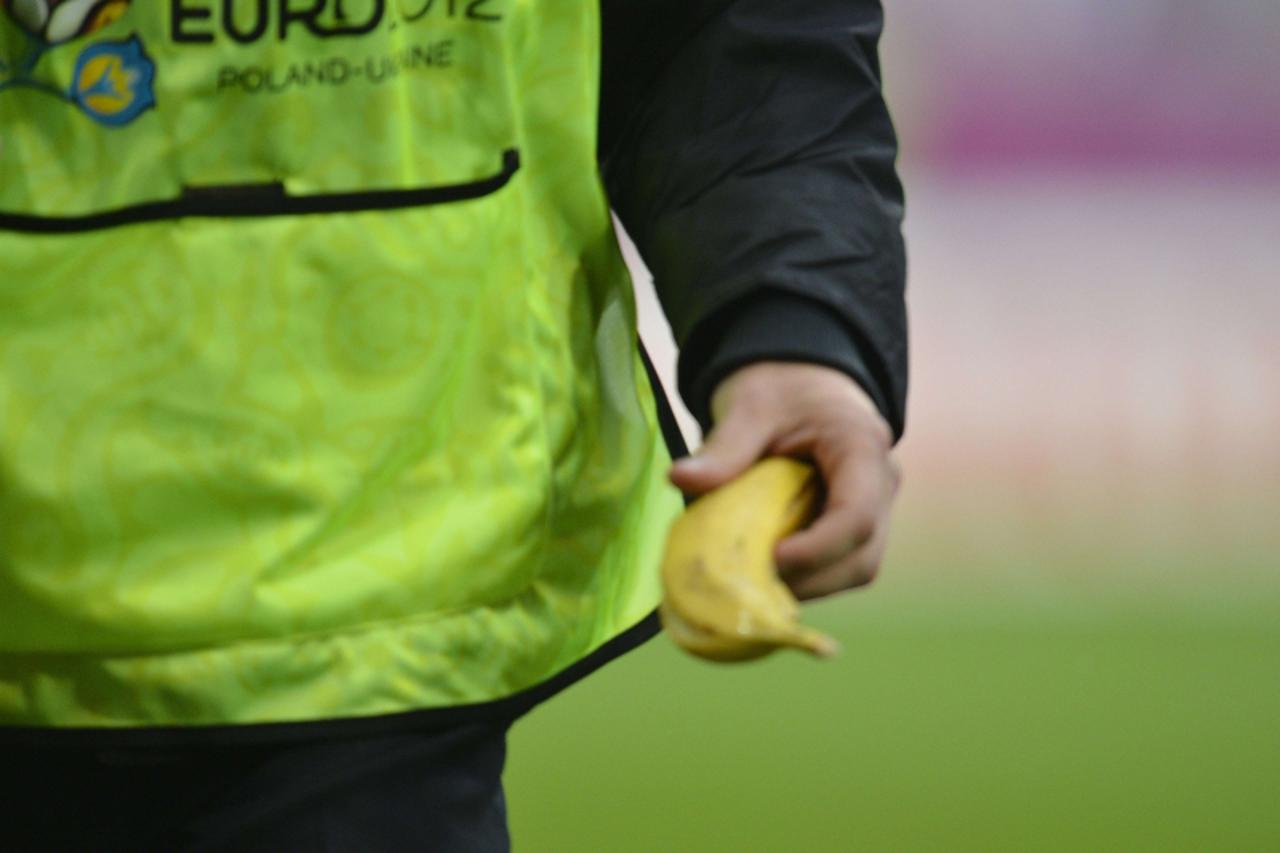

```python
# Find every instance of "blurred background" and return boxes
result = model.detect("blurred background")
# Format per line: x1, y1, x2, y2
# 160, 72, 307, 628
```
507, 2, 1280, 849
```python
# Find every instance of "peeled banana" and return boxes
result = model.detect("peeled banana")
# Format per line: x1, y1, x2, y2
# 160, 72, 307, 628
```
660, 457, 838, 662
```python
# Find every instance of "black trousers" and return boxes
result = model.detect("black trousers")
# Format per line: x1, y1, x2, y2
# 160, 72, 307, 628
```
2, 721, 511, 852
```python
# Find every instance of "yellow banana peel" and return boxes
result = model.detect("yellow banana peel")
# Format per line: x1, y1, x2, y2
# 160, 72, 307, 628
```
660, 457, 838, 662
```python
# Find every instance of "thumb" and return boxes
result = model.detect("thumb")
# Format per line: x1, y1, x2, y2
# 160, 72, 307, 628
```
670, 411, 773, 497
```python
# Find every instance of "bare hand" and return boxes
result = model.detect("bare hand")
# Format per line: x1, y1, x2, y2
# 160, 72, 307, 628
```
669, 362, 901, 600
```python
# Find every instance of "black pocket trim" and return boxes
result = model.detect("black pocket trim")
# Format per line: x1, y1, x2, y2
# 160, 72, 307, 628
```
0, 149, 520, 235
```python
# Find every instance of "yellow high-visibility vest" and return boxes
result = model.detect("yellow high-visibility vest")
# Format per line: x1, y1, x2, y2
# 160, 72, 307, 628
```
0, 0, 681, 729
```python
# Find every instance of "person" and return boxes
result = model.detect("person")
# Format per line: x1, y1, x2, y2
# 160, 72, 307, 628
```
0, 0, 906, 848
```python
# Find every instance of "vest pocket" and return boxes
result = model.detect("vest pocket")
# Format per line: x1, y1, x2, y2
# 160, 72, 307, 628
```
0, 149, 519, 234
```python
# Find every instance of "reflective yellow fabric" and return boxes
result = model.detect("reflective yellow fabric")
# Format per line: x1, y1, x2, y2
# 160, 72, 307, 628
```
0, 1, 681, 727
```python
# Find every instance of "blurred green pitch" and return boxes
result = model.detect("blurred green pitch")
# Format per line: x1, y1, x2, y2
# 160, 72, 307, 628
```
505, 494, 1280, 852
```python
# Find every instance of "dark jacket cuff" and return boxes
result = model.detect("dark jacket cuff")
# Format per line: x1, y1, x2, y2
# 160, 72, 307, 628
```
677, 292, 899, 440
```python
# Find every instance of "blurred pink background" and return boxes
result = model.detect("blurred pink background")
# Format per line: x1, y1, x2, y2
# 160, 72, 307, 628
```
890, 1, 1280, 173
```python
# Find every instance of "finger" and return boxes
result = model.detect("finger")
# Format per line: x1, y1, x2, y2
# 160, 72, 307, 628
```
775, 450, 889, 572
669, 408, 775, 496
786, 518, 891, 601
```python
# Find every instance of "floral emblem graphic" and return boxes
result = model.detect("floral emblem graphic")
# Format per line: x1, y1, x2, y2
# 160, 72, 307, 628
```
4, 0, 132, 45
0, 0, 153, 127
69, 34, 153, 124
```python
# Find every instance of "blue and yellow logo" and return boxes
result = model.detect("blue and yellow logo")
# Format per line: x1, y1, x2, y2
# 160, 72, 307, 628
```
69, 36, 155, 125
0, 0, 154, 127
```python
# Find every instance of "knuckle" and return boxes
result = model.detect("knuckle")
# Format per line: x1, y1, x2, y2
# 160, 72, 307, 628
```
845, 408, 892, 452
889, 457, 904, 489
849, 514, 878, 546
868, 417, 893, 451
852, 557, 881, 588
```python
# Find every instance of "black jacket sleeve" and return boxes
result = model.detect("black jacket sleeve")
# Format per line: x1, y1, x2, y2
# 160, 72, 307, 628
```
600, 0, 908, 440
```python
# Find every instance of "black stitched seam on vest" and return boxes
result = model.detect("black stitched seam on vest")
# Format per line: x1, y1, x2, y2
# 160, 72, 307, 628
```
0, 149, 520, 234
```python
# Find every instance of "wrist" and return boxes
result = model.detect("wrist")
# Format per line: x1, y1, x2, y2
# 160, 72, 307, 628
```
676, 293, 898, 439
710, 361, 892, 448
